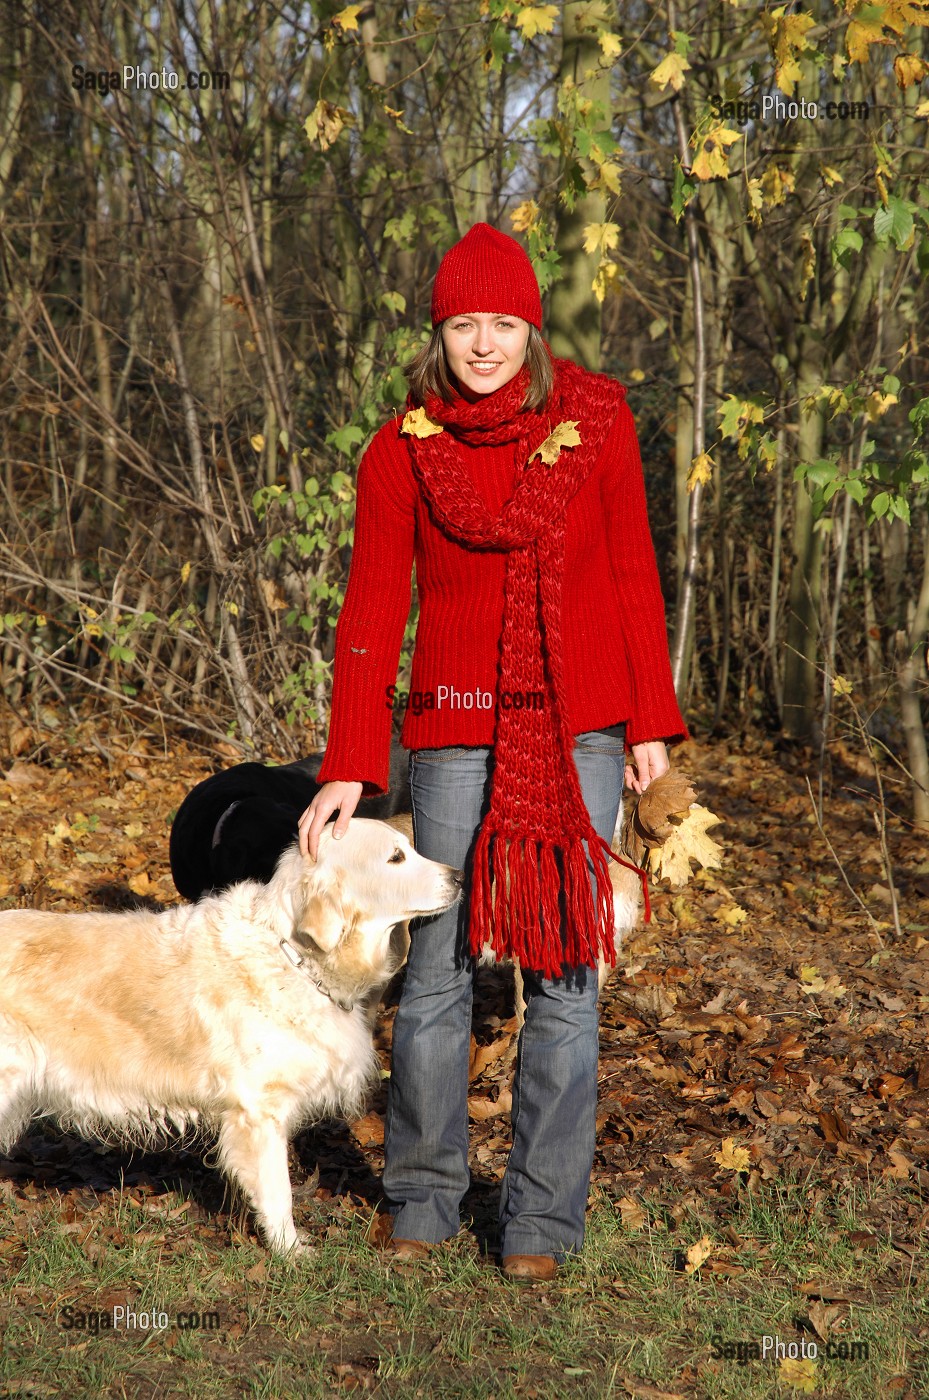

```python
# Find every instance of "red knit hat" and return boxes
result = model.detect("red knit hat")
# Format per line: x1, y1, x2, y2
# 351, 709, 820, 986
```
431, 223, 543, 329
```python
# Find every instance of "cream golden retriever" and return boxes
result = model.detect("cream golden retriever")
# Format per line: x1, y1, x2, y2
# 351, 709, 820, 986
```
0, 820, 461, 1256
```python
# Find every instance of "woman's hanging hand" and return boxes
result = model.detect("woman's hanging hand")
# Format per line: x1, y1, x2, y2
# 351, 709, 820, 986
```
625, 741, 669, 794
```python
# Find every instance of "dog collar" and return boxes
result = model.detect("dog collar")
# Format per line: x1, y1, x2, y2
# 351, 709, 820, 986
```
279, 938, 355, 1013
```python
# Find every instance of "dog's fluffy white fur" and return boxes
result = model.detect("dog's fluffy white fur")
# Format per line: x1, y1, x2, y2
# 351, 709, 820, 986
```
0, 820, 461, 1256
384, 811, 640, 992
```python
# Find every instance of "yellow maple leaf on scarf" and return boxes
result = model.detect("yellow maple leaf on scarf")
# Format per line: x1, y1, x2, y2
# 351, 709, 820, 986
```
400, 407, 444, 438
530, 420, 582, 466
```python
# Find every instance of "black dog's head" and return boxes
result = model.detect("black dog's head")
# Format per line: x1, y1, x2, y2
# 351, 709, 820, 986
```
169, 740, 412, 902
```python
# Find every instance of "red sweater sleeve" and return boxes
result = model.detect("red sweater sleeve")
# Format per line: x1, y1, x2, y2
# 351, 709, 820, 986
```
314, 424, 416, 795
601, 402, 689, 747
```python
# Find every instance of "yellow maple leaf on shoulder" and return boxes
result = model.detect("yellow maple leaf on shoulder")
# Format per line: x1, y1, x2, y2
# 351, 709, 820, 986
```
400, 407, 443, 438
531, 420, 582, 466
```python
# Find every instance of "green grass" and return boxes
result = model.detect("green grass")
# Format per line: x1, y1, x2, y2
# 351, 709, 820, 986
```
0, 1173, 925, 1398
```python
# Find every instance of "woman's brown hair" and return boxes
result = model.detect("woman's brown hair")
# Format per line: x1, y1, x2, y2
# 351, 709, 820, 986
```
405, 323, 554, 412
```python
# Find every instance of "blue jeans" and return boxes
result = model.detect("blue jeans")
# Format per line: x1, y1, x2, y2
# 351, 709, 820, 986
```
383, 728, 625, 1259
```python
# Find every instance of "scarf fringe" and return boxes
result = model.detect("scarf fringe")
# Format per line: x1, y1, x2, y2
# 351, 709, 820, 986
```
469, 826, 618, 982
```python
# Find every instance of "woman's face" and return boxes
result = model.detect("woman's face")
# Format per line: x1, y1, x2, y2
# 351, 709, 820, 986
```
441, 313, 531, 398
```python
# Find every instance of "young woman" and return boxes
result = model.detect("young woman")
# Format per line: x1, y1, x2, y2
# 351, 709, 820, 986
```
299, 223, 687, 1281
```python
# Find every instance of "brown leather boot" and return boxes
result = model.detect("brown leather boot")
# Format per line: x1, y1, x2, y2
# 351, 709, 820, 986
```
501, 1253, 557, 1282
365, 1213, 431, 1262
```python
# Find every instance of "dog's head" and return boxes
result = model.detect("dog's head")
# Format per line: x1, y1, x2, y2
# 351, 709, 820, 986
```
269, 819, 461, 996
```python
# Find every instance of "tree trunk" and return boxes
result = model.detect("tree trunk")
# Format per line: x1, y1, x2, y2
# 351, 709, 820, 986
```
899, 513, 929, 828
782, 349, 827, 742
546, 1, 614, 370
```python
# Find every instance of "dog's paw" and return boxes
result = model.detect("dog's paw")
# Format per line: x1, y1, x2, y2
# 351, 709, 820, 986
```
280, 1231, 315, 1262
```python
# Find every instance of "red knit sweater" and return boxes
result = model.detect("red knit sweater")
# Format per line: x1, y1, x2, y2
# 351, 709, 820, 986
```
316, 394, 688, 796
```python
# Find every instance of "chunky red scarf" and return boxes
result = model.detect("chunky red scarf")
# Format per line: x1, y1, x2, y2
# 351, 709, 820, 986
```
404, 354, 627, 978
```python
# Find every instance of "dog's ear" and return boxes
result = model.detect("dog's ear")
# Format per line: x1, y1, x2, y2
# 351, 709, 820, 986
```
294, 885, 346, 954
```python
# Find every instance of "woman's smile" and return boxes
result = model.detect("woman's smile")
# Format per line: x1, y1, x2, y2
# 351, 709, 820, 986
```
441, 313, 530, 396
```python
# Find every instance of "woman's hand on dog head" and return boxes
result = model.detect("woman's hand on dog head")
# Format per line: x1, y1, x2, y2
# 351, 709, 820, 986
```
299, 782, 364, 861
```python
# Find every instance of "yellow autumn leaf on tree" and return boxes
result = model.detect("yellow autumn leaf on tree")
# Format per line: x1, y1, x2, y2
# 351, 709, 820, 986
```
776, 54, 804, 95
592, 260, 622, 303
714, 1137, 751, 1171
250, 434, 265, 452
531, 420, 582, 466
763, 9, 815, 63
304, 100, 352, 151
333, 4, 362, 29
847, 15, 888, 65
599, 32, 623, 59
400, 407, 443, 438
510, 199, 541, 233
867, 391, 898, 420
779, 1357, 818, 1393
916, 98, 929, 117
883, 0, 929, 36
593, 160, 622, 194
687, 452, 714, 493
582, 221, 620, 256
832, 674, 853, 696
759, 9, 815, 93
761, 164, 795, 207
821, 164, 844, 186
413, 2, 439, 31
649, 51, 691, 91
180, 561, 192, 584
684, 1236, 713, 1273
894, 53, 929, 86
691, 123, 742, 181
514, 4, 559, 40
384, 104, 414, 135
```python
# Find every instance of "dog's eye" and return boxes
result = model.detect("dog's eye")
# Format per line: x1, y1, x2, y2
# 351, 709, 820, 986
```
388, 849, 406, 864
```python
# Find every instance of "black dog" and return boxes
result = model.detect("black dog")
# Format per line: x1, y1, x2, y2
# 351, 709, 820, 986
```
170, 740, 411, 901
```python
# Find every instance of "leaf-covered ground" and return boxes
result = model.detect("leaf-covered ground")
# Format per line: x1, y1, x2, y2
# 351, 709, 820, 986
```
1, 706, 927, 1396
